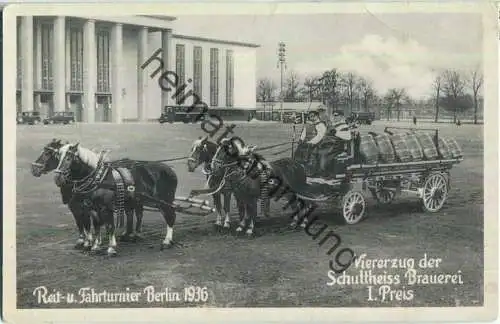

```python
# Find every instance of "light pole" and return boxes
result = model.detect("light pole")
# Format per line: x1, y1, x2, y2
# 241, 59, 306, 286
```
277, 42, 287, 121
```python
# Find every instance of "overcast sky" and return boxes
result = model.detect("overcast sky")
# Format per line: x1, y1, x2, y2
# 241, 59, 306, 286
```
172, 13, 483, 98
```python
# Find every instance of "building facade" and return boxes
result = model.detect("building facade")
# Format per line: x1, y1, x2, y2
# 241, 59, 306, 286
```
16, 15, 259, 123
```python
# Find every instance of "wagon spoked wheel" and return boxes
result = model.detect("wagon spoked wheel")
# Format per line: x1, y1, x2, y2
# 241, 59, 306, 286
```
341, 190, 366, 225
422, 173, 448, 213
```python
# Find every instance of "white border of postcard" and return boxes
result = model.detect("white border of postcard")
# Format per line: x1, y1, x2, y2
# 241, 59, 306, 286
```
3, 2, 498, 323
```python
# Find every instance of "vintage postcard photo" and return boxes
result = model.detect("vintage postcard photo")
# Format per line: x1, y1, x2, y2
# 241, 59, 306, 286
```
3, 2, 498, 323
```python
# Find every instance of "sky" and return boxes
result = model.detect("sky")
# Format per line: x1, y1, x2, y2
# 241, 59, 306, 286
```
172, 13, 483, 99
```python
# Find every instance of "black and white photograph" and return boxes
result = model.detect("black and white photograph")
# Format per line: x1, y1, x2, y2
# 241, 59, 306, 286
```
3, 2, 498, 323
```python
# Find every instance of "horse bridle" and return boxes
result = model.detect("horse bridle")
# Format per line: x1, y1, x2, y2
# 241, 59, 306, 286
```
31, 144, 60, 175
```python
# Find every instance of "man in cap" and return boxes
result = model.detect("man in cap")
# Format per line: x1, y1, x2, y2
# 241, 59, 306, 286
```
296, 110, 328, 176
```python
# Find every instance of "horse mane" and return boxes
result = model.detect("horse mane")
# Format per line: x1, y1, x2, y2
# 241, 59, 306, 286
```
59, 143, 108, 170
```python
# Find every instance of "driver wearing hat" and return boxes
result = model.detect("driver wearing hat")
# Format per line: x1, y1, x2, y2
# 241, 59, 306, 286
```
296, 110, 328, 175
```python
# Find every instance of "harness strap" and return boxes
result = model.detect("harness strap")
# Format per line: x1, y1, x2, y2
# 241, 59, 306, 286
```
111, 169, 126, 230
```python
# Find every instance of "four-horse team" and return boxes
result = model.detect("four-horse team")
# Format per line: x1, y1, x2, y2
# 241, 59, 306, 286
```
30, 109, 462, 257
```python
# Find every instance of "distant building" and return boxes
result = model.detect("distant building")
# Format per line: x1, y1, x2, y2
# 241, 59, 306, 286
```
16, 15, 259, 123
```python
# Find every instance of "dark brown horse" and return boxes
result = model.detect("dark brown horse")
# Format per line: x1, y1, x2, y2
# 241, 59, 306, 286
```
187, 136, 244, 229
53, 143, 178, 256
209, 137, 313, 236
31, 139, 94, 250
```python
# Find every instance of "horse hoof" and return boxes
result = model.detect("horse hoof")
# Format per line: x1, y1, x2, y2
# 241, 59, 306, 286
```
82, 244, 92, 252
160, 242, 173, 251
300, 222, 307, 228
246, 230, 254, 237
74, 242, 84, 250
290, 222, 298, 229
223, 223, 231, 229
236, 226, 243, 232
107, 248, 118, 257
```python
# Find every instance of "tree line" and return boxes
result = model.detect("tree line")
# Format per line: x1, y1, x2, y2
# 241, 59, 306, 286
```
257, 67, 483, 124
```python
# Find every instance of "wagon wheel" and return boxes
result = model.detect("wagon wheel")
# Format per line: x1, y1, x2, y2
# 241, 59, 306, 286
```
369, 181, 396, 204
421, 173, 448, 213
341, 190, 366, 225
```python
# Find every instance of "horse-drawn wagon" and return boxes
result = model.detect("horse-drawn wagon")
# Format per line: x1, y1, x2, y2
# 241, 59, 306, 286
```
289, 125, 463, 225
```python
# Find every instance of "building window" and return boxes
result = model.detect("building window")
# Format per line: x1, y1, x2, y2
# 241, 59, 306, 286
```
175, 44, 185, 104
16, 21, 21, 90
96, 29, 110, 93
226, 50, 234, 107
40, 22, 54, 90
210, 48, 219, 107
193, 46, 203, 100
69, 27, 83, 91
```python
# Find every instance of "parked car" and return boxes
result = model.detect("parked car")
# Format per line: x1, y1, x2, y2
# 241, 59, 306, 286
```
43, 111, 75, 125
349, 111, 375, 125
17, 111, 42, 125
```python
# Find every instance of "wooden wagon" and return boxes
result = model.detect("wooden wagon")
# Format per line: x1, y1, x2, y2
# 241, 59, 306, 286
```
293, 126, 463, 225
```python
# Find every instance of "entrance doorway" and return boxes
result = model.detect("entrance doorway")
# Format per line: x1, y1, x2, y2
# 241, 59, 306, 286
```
35, 92, 54, 118
67, 94, 83, 122
95, 95, 112, 122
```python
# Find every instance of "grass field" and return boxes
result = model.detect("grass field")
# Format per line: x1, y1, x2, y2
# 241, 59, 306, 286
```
15, 120, 484, 308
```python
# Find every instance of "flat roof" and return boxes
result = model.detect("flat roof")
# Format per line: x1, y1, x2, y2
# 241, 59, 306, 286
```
140, 15, 177, 22
173, 34, 260, 48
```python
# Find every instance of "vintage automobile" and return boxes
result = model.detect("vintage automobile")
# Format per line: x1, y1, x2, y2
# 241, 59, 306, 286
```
17, 111, 42, 125
159, 105, 207, 124
349, 111, 375, 125
43, 111, 75, 125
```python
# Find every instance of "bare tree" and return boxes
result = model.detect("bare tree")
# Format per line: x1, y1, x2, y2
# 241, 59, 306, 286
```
470, 68, 483, 124
356, 77, 376, 112
284, 70, 301, 102
318, 69, 341, 111
303, 76, 321, 102
256, 78, 277, 102
432, 73, 442, 123
340, 72, 358, 115
441, 70, 467, 123
384, 88, 409, 121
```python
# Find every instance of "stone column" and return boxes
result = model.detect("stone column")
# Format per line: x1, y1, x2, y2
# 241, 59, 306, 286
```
137, 27, 149, 122
21, 16, 34, 112
161, 28, 172, 109
111, 23, 123, 123
53, 16, 66, 112
83, 19, 96, 123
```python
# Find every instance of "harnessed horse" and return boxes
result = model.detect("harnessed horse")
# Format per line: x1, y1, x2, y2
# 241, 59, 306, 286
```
209, 137, 314, 235
187, 136, 244, 229
31, 139, 95, 250
53, 143, 178, 256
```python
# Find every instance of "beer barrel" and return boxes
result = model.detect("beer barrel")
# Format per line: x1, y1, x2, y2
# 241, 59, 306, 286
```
359, 134, 379, 164
374, 133, 396, 163
444, 137, 463, 159
390, 133, 412, 163
404, 132, 424, 161
437, 136, 452, 159
415, 132, 439, 160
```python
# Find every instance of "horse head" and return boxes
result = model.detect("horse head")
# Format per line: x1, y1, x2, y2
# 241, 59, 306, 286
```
54, 142, 100, 187
187, 135, 210, 172
31, 138, 66, 177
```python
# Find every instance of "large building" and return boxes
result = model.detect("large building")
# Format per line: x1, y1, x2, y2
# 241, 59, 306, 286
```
16, 15, 259, 123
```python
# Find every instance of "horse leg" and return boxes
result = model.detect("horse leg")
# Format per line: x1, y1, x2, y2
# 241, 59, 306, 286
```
160, 204, 176, 250
81, 209, 93, 251
106, 216, 118, 257
69, 200, 85, 249
222, 191, 232, 229
90, 209, 104, 253
246, 200, 258, 237
235, 199, 246, 233
119, 207, 135, 242
133, 202, 144, 241
213, 193, 223, 227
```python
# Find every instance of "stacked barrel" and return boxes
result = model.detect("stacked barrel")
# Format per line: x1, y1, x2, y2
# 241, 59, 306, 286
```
358, 129, 463, 164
